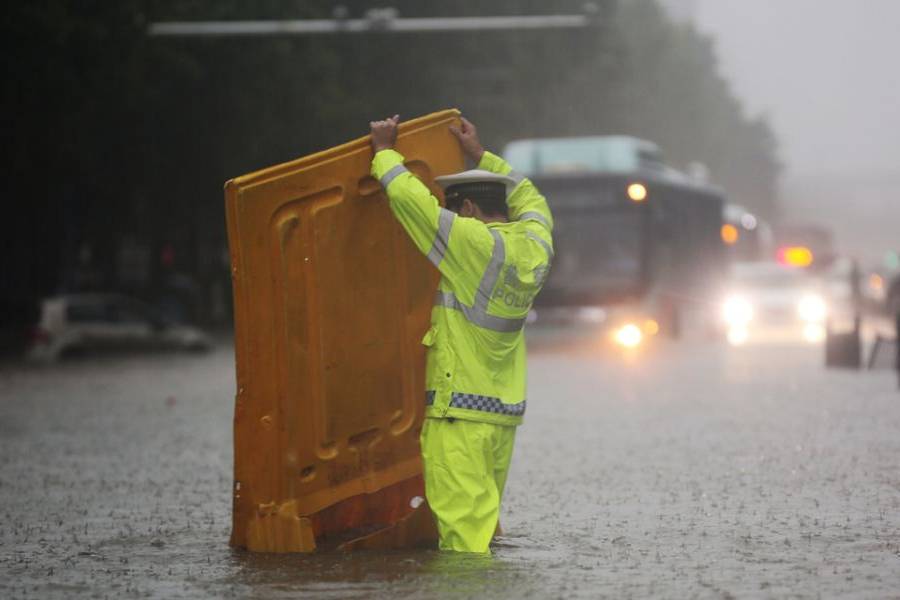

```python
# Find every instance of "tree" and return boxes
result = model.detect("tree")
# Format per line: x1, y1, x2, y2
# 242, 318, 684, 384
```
1, 0, 780, 337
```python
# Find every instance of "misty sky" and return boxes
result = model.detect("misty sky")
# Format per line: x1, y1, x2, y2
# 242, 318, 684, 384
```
689, 0, 900, 179
673, 0, 900, 261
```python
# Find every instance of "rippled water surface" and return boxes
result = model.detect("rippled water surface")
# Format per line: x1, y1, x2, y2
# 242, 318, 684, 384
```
1, 338, 898, 598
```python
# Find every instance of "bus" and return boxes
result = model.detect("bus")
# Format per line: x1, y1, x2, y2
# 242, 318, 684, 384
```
504, 136, 726, 345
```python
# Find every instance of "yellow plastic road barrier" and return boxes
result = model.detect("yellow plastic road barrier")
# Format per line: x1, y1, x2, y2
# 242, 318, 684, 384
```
225, 110, 464, 552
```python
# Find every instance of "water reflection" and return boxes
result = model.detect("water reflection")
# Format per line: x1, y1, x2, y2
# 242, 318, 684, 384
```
418, 551, 504, 597
225, 545, 536, 599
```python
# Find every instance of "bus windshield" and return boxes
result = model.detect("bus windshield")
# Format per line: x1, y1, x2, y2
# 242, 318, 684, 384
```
536, 179, 644, 302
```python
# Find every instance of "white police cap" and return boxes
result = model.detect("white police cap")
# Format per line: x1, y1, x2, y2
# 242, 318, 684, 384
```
434, 169, 517, 195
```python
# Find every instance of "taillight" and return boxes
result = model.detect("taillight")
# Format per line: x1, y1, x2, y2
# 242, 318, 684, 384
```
30, 327, 51, 344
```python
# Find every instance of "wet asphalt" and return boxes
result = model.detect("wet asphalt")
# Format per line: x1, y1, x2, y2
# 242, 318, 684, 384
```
1, 336, 898, 599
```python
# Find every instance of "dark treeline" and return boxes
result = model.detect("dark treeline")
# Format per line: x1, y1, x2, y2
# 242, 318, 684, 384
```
1, 0, 779, 341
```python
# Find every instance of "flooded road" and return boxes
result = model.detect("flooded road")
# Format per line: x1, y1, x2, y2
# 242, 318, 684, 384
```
1, 338, 898, 598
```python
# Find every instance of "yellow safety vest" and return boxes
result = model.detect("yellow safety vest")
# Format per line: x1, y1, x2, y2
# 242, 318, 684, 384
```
372, 150, 554, 426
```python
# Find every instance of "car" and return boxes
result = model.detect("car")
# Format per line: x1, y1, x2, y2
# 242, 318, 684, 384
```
718, 261, 829, 346
27, 293, 211, 361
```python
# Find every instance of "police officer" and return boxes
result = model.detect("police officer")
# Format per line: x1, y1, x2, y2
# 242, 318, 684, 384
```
370, 115, 553, 553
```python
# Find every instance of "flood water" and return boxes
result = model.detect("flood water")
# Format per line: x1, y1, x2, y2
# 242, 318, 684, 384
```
1, 337, 898, 598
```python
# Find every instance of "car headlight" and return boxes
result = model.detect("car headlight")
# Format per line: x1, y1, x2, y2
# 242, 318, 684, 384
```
722, 295, 753, 326
727, 326, 749, 346
614, 323, 643, 348
797, 294, 827, 322
802, 323, 826, 343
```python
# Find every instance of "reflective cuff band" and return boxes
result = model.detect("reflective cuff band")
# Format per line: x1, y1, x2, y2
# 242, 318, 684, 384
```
518, 211, 551, 230
380, 164, 408, 188
526, 231, 554, 258
450, 393, 527, 417
508, 169, 526, 186
434, 290, 526, 333
426, 209, 456, 267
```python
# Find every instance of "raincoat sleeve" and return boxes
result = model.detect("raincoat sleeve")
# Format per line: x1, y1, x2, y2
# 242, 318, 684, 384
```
372, 149, 493, 289
478, 151, 554, 235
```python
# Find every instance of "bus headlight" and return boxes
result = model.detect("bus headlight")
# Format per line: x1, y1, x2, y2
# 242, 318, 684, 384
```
722, 295, 753, 326
627, 183, 647, 202
797, 294, 827, 322
614, 323, 643, 348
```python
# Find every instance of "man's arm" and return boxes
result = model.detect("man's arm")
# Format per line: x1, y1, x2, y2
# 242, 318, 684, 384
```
371, 147, 447, 259
369, 116, 492, 277
450, 117, 554, 234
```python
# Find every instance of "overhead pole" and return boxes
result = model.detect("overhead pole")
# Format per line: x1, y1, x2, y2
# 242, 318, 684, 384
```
148, 5, 603, 37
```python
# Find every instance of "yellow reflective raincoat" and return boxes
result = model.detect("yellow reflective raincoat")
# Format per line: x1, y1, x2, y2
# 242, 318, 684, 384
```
372, 148, 553, 552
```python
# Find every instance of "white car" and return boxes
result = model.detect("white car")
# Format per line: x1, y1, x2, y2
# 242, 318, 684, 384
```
719, 262, 828, 346
28, 294, 211, 361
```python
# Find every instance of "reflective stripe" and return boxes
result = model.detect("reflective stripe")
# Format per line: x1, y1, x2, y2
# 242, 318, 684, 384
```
380, 164, 408, 188
518, 211, 552, 230
526, 231, 554, 258
425, 390, 527, 417
475, 229, 505, 311
426, 228, 528, 332
434, 290, 465, 312
508, 169, 526, 186
434, 290, 526, 333
431, 228, 525, 332
469, 306, 525, 333
450, 393, 527, 417
434, 229, 525, 333
426, 209, 456, 267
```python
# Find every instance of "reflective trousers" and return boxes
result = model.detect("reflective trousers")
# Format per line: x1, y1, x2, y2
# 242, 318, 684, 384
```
420, 417, 517, 553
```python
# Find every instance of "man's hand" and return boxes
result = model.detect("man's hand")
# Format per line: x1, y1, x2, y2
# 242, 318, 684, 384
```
370, 114, 400, 153
449, 116, 485, 163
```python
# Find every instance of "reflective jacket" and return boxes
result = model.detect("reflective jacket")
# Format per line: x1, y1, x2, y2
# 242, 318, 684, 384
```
372, 149, 553, 426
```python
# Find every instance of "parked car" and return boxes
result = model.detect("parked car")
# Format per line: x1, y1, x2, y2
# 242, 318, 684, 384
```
27, 293, 211, 361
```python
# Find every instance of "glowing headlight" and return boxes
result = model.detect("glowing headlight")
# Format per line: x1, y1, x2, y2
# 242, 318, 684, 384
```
722, 296, 753, 326
627, 183, 647, 202
797, 294, 827, 322
727, 326, 749, 346
614, 323, 643, 348
803, 323, 826, 343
